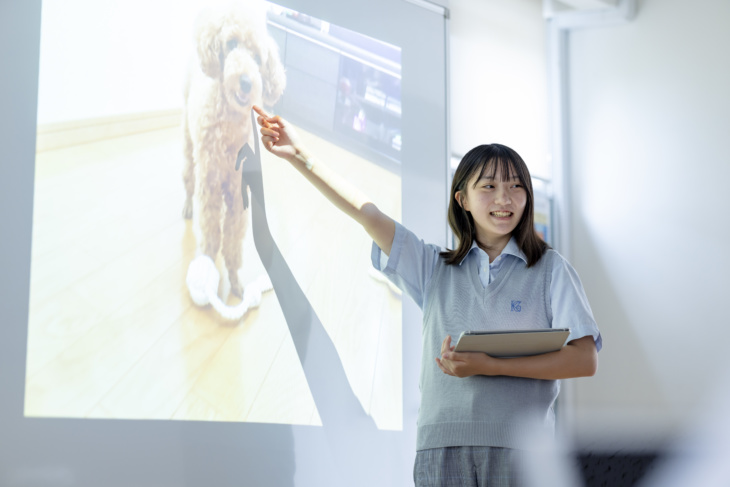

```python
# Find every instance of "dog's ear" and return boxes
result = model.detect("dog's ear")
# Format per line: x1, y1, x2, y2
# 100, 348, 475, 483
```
261, 36, 286, 107
195, 13, 223, 79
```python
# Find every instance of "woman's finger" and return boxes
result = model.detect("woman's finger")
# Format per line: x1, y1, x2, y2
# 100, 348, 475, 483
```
442, 335, 452, 355
262, 135, 277, 150
260, 126, 279, 138
252, 105, 270, 119
254, 106, 287, 131
435, 358, 453, 376
443, 351, 462, 362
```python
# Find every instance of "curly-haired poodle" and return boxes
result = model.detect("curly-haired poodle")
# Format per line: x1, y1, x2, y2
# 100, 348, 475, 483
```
182, 2, 285, 298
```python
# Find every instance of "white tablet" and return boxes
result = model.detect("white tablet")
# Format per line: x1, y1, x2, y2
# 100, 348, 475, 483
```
453, 328, 571, 358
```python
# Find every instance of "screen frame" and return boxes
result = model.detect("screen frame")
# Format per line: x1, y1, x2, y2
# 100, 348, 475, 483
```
0, 0, 449, 485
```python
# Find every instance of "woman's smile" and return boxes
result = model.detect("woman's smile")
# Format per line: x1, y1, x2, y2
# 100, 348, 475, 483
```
489, 210, 514, 219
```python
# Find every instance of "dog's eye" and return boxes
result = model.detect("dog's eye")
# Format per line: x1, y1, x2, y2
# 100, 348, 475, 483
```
226, 39, 238, 52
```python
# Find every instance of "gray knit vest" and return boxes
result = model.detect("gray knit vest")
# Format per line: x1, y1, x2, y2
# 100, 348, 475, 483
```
417, 249, 559, 451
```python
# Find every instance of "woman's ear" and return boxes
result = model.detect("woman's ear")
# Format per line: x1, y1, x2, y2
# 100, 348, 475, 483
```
455, 191, 468, 211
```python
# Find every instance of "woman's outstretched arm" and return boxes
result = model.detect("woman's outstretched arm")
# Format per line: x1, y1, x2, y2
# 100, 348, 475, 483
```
253, 105, 395, 255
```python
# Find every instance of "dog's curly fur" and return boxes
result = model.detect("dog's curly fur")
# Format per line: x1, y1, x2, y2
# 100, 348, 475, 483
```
182, 2, 285, 297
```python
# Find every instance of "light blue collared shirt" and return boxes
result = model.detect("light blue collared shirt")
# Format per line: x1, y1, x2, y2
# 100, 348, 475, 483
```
381, 236, 525, 288
460, 238, 525, 288
377, 228, 602, 350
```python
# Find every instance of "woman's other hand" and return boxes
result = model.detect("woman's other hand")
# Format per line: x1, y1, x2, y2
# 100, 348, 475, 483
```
436, 335, 499, 378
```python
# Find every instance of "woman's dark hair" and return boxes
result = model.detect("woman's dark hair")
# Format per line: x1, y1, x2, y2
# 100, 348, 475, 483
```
440, 144, 549, 267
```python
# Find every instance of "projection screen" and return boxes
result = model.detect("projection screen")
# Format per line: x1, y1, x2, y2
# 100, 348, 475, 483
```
0, 0, 448, 485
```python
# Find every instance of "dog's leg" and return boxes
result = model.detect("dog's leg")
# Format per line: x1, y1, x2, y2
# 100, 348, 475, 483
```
182, 114, 195, 219
222, 178, 247, 298
195, 156, 223, 263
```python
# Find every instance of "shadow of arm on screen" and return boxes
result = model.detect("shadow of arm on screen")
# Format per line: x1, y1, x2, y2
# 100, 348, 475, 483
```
237, 139, 377, 437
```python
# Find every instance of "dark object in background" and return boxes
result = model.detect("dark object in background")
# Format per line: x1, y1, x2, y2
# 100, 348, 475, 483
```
577, 452, 661, 487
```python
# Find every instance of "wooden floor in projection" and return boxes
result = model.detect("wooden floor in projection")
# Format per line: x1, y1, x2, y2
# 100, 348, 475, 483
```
25, 122, 402, 429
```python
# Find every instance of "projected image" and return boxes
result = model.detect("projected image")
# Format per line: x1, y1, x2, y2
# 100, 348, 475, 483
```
26, 0, 402, 430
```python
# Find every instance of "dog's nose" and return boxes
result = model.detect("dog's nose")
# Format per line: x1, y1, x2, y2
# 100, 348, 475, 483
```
239, 75, 252, 94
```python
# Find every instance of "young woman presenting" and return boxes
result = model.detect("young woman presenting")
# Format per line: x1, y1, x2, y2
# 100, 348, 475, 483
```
253, 105, 601, 487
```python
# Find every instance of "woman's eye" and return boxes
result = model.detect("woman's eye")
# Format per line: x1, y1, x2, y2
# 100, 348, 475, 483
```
226, 39, 238, 51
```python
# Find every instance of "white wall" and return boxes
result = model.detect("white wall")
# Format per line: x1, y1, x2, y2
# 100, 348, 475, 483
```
37, 0, 212, 124
567, 0, 730, 448
450, 0, 550, 179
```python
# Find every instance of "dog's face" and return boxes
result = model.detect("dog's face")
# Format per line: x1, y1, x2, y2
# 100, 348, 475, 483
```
196, 4, 286, 113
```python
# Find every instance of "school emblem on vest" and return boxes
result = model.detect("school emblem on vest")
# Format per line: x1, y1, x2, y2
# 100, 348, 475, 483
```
511, 300, 522, 312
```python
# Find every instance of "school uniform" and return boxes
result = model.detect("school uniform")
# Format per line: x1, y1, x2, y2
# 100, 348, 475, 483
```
373, 222, 602, 486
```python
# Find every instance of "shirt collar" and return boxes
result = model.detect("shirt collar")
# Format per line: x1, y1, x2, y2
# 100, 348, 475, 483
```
458, 236, 528, 266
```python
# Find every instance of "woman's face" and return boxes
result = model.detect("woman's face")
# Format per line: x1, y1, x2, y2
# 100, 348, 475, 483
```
455, 164, 527, 247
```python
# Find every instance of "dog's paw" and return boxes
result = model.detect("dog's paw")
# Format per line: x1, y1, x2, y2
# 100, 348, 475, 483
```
229, 278, 244, 298
182, 199, 193, 219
